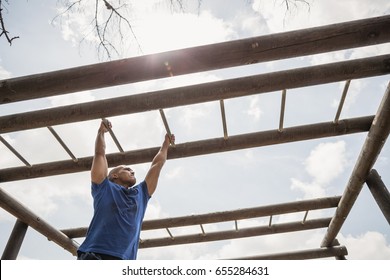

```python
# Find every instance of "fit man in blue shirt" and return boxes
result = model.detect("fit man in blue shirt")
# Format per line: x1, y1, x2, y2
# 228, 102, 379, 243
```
77, 120, 175, 260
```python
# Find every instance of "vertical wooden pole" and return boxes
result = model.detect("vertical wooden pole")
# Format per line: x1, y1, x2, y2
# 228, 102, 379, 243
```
220, 100, 229, 139
366, 169, 390, 225
321, 82, 390, 247
1, 219, 28, 260
279, 89, 287, 131
334, 80, 351, 123
0, 187, 78, 255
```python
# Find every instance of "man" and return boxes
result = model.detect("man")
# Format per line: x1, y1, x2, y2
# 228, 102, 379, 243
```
77, 119, 175, 260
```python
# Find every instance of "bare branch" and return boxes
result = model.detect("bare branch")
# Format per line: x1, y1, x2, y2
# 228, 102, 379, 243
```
169, 0, 185, 12
0, 0, 19, 45
102, 0, 142, 53
51, 0, 82, 25
282, 0, 310, 11
3, 0, 312, 60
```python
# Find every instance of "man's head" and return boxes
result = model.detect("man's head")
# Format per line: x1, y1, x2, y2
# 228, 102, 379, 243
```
108, 165, 136, 188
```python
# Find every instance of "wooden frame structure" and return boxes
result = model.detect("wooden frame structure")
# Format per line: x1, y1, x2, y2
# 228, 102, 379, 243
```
1, 15, 390, 260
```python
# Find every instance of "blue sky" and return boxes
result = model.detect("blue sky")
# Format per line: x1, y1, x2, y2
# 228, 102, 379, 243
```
0, 0, 389, 260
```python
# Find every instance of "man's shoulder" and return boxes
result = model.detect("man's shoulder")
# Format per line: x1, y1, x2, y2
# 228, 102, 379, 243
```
136, 180, 151, 199
91, 177, 110, 187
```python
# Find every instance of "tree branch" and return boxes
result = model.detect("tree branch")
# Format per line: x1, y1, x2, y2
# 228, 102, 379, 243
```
0, 0, 19, 45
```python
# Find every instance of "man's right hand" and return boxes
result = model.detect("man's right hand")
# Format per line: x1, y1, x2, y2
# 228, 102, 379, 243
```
99, 119, 112, 133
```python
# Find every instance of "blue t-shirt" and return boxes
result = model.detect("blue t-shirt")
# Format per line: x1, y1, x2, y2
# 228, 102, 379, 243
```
78, 178, 150, 259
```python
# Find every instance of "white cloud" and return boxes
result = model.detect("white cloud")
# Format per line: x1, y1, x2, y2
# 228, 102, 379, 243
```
291, 178, 326, 199
208, 229, 325, 259
309, 51, 348, 66
251, 0, 390, 66
0, 135, 22, 168
331, 80, 365, 117
246, 96, 263, 121
56, 1, 237, 58
252, 0, 390, 33
239, 14, 268, 36
290, 141, 348, 198
48, 90, 96, 107
136, 10, 237, 54
305, 141, 347, 185
339, 231, 390, 259
251, 0, 314, 33
212, 230, 390, 260
54, 1, 100, 46
0, 65, 11, 79
144, 201, 168, 220
0, 173, 91, 222
164, 166, 183, 179
178, 105, 207, 131
139, 242, 212, 260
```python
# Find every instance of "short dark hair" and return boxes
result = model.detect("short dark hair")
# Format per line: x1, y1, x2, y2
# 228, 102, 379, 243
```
108, 166, 123, 181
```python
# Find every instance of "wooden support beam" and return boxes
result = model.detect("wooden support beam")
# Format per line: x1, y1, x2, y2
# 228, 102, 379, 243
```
61, 227, 87, 239
0, 136, 31, 167
102, 118, 124, 153
334, 80, 351, 123
0, 116, 373, 182
48, 126, 78, 162
166, 228, 175, 240
219, 100, 228, 139
143, 196, 340, 230
200, 224, 206, 236
366, 169, 390, 225
61, 196, 340, 238
321, 82, 390, 247
229, 246, 348, 260
279, 89, 287, 131
302, 210, 309, 224
0, 187, 79, 256
1, 219, 28, 260
159, 109, 175, 146
1, 54, 389, 134
139, 218, 331, 248
1, 15, 389, 104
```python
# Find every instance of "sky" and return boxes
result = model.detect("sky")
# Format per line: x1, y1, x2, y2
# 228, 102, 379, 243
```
0, 0, 389, 260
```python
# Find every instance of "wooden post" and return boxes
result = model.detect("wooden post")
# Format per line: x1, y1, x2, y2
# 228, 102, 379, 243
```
0, 188, 79, 256
366, 169, 390, 225
1, 219, 28, 260
321, 82, 390, 247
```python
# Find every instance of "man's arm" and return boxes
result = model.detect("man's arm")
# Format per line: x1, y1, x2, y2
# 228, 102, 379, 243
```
145, 134, 175, 196
91, 120, 111, 184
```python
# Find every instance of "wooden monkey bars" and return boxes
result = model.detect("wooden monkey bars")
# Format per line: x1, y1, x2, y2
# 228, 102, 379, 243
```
0, 115, 374, 182
1, 15, 390, 260
1, 15, 389, 104
1, 54, 389, 134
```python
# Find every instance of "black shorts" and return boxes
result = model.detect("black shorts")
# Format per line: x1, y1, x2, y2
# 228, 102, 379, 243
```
77, 251, 122, 260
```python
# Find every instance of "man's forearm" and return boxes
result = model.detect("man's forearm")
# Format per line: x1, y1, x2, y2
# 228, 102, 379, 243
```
91, 125, 109, 184
151, 137, 170, 167
95, 131, 106, 156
